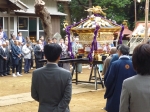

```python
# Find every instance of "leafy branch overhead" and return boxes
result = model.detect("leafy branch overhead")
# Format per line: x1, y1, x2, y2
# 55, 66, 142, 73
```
58, 0, 147, 30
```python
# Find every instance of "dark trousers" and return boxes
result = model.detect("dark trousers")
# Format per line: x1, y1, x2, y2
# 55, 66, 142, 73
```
6, 58, 11, 74
24, 59, 31, 72
35, 58, 43, 69
0, 59, 7, 74
0, 58, 3, 74
18, 58, 22, 74
12, 65, 19, 73
9, 53, 12, 68
31, 57, 34, 68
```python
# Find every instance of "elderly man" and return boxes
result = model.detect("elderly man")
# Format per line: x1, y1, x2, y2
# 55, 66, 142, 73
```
5, 40, 11, 75
22, 42, 33, 73
34, 40, 44, 68
104, 44, 136, 112
0, 42, 9, 76
102, 47, 117, 76
72, 37, 83, 73
11, 40, 22, 77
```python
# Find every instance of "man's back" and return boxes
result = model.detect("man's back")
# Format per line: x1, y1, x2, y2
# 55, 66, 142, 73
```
31, 64, 72, 112
105, 57, 136, 112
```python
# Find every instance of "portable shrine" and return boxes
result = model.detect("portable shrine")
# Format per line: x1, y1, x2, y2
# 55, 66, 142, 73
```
66, 6, 124, 61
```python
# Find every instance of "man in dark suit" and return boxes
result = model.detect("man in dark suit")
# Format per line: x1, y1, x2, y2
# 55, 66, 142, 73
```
11, 40, 22, 77
0, 42, 9, 76
6, 40, 11, 75
31, 43, 72, 112
34, 40, 43, 68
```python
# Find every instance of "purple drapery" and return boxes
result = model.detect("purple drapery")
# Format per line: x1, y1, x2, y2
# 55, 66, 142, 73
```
118, 25, 124, 44
65, 18, 89, 58
66, 26, 74, 58
87, 25, 100, 61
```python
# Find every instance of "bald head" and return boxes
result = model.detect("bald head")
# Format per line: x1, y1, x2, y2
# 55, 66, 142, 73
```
110, 47, 117, 55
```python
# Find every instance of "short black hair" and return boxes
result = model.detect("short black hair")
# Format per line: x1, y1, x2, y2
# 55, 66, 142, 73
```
40, 35, 44, 39
116, 44, 121, 50
26, 41, 31, 45
132, 44, 150, 75
52, 38, 57, 40
48, 38, 52, 41
44, 43, 62, 62
18, 31, 21, 34
146, 39, 150, 44
118, 44, 129, 55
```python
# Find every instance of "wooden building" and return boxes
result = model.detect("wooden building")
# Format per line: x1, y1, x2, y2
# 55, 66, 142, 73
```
0, 0, 70, 41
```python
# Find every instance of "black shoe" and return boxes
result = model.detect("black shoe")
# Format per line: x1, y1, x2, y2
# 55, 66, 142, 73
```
0, 74, 4, 77
3, 74, 7, 76
102, 107, 106, 110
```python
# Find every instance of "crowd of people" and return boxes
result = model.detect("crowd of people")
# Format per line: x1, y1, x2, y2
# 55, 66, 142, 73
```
0, 27, 87, 77
31, 40, 150, 112
100, 42, 150, 112
1, 25, 150, 112
0, 27, 62, 77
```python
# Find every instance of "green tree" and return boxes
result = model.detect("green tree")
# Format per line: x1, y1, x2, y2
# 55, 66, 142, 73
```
58, 0, 149, 36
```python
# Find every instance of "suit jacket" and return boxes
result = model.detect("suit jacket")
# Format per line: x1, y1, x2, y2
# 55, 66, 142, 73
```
34, 44, 43, 59
1, 31, 7, 40
31, 64, 72, 112
11, 45, 22, 65
104, 56, 136, 112
104, 54, 119, 83
10, 39, 15, 47
16, 36, 26, 45
0, 47, 5, 60
3, 47, 9, 60
102, 55, 112, 75
120, 75, 150, 112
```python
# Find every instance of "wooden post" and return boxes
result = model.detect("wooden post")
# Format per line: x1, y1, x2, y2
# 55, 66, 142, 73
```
134, 0, 137, 24
144, 0, 149, 43
7, 8, 10, 39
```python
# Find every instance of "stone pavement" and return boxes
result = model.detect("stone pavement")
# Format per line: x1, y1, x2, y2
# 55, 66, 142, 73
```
0, 83, 103, 107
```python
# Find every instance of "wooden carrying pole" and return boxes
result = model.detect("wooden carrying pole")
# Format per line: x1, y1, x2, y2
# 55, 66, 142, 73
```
144, 0, 149, 43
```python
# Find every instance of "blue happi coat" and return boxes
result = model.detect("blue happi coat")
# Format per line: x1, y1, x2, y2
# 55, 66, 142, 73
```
104, 56, 136, 112
11, 45, 22, 65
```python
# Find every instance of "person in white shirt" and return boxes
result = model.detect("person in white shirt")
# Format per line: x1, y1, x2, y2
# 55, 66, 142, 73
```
0, 26, 7, 40
22, 42, 33, 73
16, 32, 26, 45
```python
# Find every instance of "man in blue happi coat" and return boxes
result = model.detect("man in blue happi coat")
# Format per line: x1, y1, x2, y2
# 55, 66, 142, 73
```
104, 44, 136, 112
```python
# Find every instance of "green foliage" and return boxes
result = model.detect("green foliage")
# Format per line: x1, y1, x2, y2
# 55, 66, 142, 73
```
58, 0, 149, 35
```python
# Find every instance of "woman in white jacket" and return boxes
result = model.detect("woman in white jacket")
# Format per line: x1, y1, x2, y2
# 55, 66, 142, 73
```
22, 42, 33, 73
